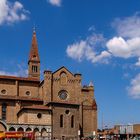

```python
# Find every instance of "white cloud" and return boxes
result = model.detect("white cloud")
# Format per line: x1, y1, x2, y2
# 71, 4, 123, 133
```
135, 58, 140, 66
106, 37, 130, 58
0, 69, 27, 77
0, 71, 17, 76
106, 37, 140, 58
112, 13, 140, 38
110, 13, 140, 99
0, 64, 28, 77
128, 73, 140, 99
66, 34, 111, 64
67, 13, 140, 66
67, 40, 86, 61
47, 0, 61, 7
106, 13, 140, 60
0, 0, 29, 25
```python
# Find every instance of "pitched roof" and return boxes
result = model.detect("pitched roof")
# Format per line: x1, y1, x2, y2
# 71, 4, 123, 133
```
53, 66, 74, 76
29, 30, 40, 62
17, 105, 51, 116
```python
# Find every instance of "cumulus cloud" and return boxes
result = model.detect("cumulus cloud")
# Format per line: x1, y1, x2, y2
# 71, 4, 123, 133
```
0, 0, 29, 25
67, 13, 140, 67
112, 13, 140, 38
106, 13, 140, 64
66, 34, 111, 64
47, 0, 62, 7
128, 73, 140, 99
106, 37, 140, 58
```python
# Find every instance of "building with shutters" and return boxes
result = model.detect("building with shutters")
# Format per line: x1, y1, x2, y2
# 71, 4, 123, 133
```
0, 30, 97, 140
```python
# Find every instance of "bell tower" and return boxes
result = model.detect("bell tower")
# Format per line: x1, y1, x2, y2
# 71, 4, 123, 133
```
28, 29, 40, 80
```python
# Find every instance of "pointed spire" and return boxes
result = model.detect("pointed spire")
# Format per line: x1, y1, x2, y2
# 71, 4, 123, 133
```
29, 28, 40, 62
28, 29, 40, 80
89, 81, 94, 87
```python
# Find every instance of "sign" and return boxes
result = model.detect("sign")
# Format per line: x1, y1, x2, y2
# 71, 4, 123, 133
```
78, 130, 80, 136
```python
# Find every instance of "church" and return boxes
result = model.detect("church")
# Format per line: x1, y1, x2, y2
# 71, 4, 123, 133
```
0, 30, 97, 140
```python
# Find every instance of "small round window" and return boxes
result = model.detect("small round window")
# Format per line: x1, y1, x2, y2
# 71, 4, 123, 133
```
1, 89, 6, 94
26, 91, 31, 96
37, 113, 42, 119
65, 110, 70, 115
58, 90, 68, 100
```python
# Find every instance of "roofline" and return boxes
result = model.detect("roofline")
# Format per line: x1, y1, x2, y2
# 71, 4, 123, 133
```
0, 75, 40, 82
17, 107, 52, 116
53, 66, 74, 76
0, 95, 43, 102
46, 101, 80, 107
39, 80, 44, 87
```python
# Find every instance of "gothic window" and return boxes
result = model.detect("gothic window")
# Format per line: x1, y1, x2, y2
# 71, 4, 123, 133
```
32, 65, 38, 73
60, 115, 63, 127
60, 72, 67, 85
71, 115, 74, 128
2, 103, 7, 120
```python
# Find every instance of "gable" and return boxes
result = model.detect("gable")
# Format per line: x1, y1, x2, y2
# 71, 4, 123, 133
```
53, 66, 74, 78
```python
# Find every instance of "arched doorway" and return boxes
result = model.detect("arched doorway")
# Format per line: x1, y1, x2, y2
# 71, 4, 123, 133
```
9, 127, 15, 131
26, 127, 32, 131
17, 127, 24, 132
41, 128, 47, 137
0, 122, 6, 132
34, 128, 40, 137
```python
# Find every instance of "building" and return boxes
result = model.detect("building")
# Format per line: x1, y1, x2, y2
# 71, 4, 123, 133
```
0, 30, 97, 139
114, 124, 140, 134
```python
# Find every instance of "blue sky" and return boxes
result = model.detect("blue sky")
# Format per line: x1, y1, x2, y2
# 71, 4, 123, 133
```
0, 0, 140, 128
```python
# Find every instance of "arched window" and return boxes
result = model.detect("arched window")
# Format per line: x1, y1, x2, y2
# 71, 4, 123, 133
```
60, 115, 63, 128
32, 65, 38, 73
60, 72, 67, 85
71, 115, 74, 128
2, 103, 7, 120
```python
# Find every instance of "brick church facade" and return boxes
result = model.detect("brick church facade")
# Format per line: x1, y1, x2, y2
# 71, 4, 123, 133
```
0, 30, 97, 139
